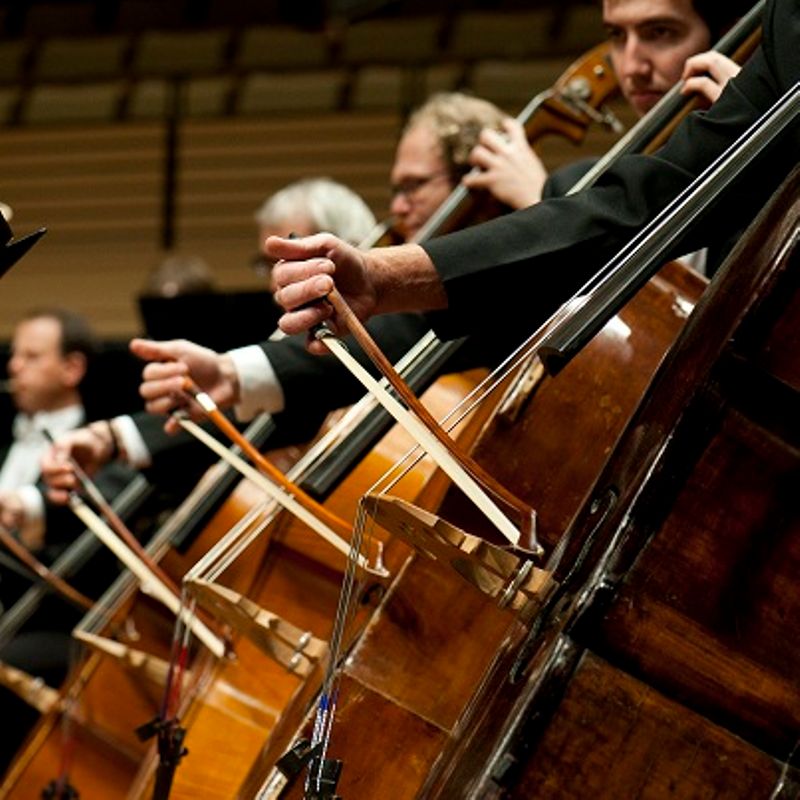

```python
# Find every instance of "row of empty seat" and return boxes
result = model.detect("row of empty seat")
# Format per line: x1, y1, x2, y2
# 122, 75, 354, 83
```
0, 56, 573, 125
0, 96, 626, 338
0, 9, 601, 81
0, 0, 317, 38
0, 6, 604, 126
0, 0, 597, 38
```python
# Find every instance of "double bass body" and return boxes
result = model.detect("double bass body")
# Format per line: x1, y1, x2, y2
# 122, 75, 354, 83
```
247, 128, 799, 800
239, 253, 707, 798
421, 166, 800, 799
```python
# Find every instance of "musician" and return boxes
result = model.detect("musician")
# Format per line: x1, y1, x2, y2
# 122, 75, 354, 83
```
387, 92, 509, 241
466, 0, 749, 217
0, 309, 135, 775
0, 309, 131, 568
266, 0, 797, 353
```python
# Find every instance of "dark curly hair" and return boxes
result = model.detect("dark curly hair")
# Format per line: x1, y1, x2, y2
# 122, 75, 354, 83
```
691, 0, 758, 41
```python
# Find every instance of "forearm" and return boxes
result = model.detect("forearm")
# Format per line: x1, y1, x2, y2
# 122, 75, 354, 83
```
369, 244, 448, 316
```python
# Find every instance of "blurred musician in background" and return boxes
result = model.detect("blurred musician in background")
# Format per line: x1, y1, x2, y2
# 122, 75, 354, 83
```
252, 177, 380, 293
0, 309, 134, 774
0, 309, 131, 570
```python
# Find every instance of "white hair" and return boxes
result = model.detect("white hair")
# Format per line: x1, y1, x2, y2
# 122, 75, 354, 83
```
254, 178, 377, 245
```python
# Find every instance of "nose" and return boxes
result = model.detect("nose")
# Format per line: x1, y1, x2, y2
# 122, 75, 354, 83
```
390, 192, 411, 217
389, 192, 411, 214
619, 35, 651, 80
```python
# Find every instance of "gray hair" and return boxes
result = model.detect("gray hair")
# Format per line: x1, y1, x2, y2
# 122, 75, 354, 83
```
254, 178, 377, 245
142, 253, 216, 297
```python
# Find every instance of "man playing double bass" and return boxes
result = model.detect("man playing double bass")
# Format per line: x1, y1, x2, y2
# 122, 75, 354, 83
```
43, 0, 749, 494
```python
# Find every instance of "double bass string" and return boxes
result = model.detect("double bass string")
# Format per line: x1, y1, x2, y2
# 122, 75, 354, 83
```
193, 42, 628, 597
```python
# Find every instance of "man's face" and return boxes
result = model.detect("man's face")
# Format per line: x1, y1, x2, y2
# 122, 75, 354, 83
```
603, 0, 711, 116
389, 124, 455, 242
7, 317, 78, 415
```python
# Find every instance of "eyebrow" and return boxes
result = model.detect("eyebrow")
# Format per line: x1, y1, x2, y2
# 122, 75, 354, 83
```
605, 16, 686, 29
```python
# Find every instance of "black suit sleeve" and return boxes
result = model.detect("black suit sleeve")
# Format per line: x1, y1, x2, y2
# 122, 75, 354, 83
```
422, 0, 799, 341
541, 158, 598, 199
130, 313, 432, 469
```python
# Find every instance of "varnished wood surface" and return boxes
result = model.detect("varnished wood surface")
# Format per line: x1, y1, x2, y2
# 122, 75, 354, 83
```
515, 651, 786, 799
437, 259, 706, 548
421, 167, 800, 800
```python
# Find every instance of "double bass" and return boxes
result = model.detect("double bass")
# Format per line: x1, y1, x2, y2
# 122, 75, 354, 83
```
423, 159, 800, 800
238, 7, 774, 798
0, 7, 756, 792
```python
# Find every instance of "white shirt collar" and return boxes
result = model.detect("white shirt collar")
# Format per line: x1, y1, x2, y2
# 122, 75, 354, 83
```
12, 404, 85, 443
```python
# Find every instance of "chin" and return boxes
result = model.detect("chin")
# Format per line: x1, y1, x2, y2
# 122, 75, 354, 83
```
397, 225, 415, 241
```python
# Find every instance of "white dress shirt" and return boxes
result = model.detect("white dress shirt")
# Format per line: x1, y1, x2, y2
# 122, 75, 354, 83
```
0, 404, 84, 542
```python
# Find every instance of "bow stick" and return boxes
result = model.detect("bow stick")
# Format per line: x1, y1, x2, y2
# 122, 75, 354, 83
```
50, 436, 227, 656
0, 525, 94, 612
174, 414, 373, 571
44, 429, 181, 597
316, 290, 541, 554
177, 382, 388, 574
68, 494, 227, 658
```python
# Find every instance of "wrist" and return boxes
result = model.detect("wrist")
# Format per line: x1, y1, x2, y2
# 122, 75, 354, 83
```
88, 421, 116, 463
372, 244, 446, 315
218, 354, 241, 407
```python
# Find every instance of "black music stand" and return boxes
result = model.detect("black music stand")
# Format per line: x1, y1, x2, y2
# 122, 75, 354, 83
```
138, 289, 282, 352
0, 215, 46, 279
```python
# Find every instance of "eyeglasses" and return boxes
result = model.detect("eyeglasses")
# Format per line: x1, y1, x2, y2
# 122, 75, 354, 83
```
390, 171, 451, 200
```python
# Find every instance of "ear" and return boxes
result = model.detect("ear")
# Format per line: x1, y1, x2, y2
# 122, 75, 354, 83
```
61, 351, 88, 389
